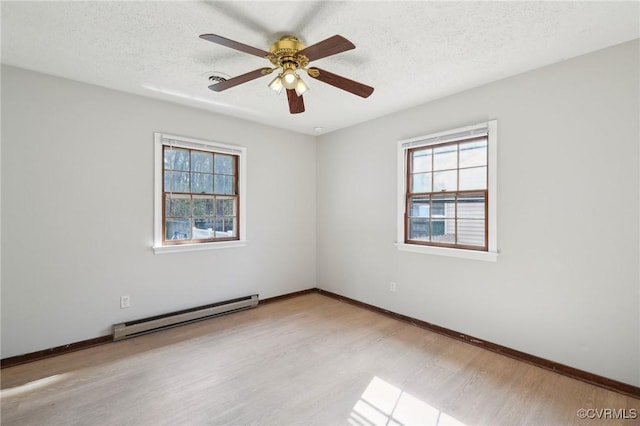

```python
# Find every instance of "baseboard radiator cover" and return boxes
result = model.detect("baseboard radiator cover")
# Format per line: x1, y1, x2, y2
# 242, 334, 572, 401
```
113, 294, 259, 341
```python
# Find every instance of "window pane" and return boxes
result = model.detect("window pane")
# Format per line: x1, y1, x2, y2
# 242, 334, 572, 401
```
409, 218, 430, 241
433, 145, 457, 171
409, 196, 430, 217
458, 194, 485, 219
411, 149, 432, 173
459, 139, 487, 168
214, 175, 235, 195
216, 197, 236, 217
165, 148, 190, 171
165, 195, 190, 217
193, 219, 215, 239
433, 170, 457, 192
194, 218, 213, 229
192, 196, 214, 216
164, 149, 170, 170
431, 218, 455, 243
191, 151, 213, 173
459, 167, 486, 190
411, 173, 431, 193
163, 173, 169, 192
215, 217, 236, 238
166, 218, 191, 240
431, 194, 455, 218
226, 218, 238, 238
215, 154, 234, 175
191, 172, 213, 194
457, 219, 485, 246
165, 171, 190, 193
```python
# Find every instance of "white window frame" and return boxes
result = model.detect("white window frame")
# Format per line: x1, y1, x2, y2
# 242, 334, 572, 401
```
396, 120, 498, 262
152, 132, 247, 254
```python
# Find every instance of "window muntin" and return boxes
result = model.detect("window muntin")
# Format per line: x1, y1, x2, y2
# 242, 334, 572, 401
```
406, 137, 488, 251
162, 145, 239, 245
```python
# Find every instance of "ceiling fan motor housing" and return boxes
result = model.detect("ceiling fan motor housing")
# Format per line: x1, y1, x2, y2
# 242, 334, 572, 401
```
268, 36, 309, 70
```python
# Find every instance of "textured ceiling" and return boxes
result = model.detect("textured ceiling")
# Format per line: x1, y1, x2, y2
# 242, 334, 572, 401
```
2, 1, 639, 135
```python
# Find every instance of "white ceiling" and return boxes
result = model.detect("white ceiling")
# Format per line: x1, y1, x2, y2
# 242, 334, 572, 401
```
2, 1, 638, 135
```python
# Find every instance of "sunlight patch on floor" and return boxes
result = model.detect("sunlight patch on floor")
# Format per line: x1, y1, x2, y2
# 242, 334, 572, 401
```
349, 376, 465, 426
0, 374, 68, 398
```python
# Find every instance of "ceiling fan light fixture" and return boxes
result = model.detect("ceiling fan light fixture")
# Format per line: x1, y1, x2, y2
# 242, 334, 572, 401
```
294, 77, 310, 96
268, 75, 283, 94
281, 68, 298, 90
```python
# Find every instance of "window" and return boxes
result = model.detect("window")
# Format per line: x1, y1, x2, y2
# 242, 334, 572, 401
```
407, 138, 487, 249
397, 121, 497, 261
153, 133, 246, 254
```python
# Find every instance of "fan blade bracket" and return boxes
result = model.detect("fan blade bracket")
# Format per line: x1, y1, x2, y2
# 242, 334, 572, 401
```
305, 68, 320, 78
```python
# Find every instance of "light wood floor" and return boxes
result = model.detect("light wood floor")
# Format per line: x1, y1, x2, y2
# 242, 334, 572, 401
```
1, 293, 638, 425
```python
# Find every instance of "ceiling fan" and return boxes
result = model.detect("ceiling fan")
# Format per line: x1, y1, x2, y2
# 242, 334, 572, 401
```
199, 33, 374, 114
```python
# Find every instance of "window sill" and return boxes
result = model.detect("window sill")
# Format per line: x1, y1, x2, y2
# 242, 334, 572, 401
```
395, 243, 498, 262
153, 240, 247, 254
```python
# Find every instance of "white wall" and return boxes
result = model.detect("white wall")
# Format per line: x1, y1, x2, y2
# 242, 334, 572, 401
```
316, 40, 640, 386
1, 66, 316, 358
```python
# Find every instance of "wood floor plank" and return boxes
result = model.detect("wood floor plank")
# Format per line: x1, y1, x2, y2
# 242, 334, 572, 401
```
1, 293, 638, 425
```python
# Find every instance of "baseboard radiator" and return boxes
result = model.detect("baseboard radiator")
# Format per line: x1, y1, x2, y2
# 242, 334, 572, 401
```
113, 294, 259, 341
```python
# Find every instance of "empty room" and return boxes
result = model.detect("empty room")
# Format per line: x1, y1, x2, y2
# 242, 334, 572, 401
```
1, 1, 639, 425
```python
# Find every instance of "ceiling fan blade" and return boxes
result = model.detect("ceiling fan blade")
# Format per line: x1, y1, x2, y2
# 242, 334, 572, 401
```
298, 35, 355, 61
199, 34, 270, 58
286, 89, 305, 114
208, 68, 272, 92
307, 68, 374, 98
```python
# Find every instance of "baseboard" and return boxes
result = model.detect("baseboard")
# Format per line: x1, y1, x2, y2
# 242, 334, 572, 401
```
315, 288, 640, 399
0, 335, 112, 369
259, 288, 317, 305
3, 287, 639, 399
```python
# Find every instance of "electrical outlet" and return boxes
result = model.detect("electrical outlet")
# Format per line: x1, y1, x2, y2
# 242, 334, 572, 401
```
120, 295, 131, 309
390, 282, 397, 292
